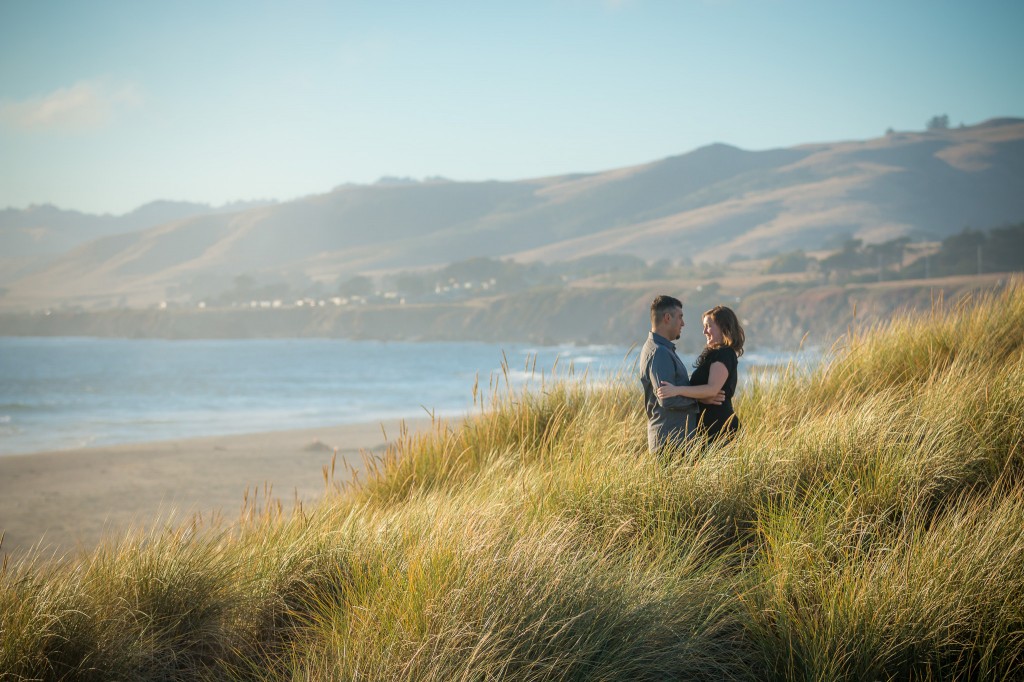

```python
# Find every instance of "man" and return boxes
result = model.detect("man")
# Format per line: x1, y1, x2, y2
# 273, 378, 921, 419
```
639, 295, 721, 453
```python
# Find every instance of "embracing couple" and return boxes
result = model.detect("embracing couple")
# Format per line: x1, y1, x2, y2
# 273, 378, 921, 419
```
639, 294, 745, 454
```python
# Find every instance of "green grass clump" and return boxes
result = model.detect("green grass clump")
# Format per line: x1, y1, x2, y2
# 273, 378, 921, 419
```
3, 280, 1024, 680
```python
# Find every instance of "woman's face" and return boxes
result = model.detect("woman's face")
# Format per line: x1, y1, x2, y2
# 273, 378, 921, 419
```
703, 315, 724, 346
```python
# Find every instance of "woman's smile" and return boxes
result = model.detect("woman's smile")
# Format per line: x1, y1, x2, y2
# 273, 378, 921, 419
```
703, 316, 724, 345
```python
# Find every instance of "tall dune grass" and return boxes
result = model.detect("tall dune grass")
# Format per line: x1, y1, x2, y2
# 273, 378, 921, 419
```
3, 280, 1023, 680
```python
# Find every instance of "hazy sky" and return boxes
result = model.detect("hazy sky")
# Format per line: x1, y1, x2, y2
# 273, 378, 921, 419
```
2, 1, 1022, 215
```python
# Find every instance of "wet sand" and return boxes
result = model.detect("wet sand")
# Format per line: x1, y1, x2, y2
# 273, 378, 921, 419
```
0, 417, 433, 560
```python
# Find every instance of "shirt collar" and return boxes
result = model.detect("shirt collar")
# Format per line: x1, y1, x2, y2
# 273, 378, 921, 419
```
649, 331, 676, 351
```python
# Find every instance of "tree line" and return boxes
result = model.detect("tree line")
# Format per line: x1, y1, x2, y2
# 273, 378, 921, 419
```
764, 221, 1024, 282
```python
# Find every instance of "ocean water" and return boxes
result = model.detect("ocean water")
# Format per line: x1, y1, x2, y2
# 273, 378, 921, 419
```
0, 338, 631, 456
0, 337, 811, 456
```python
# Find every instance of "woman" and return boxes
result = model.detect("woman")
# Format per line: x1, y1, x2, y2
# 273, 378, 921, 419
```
656, 305, 744, 440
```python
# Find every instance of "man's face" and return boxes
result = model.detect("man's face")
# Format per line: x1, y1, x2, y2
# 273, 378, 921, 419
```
664, 306, 684, 341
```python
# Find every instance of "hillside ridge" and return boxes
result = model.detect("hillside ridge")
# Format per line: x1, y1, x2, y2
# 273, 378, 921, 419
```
2, 118, 1022, 310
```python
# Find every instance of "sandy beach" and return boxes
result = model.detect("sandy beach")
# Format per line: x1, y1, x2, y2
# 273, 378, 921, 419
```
0, 417, 434, 560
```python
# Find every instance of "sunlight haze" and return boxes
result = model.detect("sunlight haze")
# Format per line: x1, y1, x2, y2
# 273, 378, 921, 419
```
1, 0, 1022, 214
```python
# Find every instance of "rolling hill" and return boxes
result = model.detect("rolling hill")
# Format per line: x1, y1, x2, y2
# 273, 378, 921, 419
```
0, 199, 275, 287
2, 118, 1022, 310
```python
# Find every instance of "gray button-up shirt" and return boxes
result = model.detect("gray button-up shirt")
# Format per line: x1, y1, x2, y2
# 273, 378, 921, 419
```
639, 331, 698, 452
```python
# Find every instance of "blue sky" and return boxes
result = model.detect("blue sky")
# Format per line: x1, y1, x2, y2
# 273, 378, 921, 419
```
1, 0, 1022, 214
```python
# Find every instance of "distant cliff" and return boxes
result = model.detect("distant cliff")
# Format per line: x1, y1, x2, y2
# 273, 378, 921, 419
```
0, 275, 1010, 352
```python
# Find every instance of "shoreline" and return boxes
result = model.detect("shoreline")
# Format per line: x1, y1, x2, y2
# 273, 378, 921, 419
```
0, 416, 436, 561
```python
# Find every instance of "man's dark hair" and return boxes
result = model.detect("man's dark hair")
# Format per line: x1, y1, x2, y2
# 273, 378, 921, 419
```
650, 295, 682, 325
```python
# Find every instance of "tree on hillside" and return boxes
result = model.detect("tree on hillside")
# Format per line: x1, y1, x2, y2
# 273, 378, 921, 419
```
233, 274, 255, 295
210, 274, 293, 306
927, 114, 950, 131
394, 272, 431, 296
437, 257, 535, 291
935, 228, 985, 275
820, 239, 866, 275
986, 222, 1024, 273
864, 237, 912, 275
763, 250, 812, 274
696, 281, 721, 296
337, 275, 374, 297
898, 223, 1024, 279
866, 237, 910, 261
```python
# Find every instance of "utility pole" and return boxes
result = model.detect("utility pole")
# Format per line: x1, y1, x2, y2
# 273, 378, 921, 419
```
978, 245, 983, 275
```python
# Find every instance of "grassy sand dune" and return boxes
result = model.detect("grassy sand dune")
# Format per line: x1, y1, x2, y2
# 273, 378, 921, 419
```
3, 280, 1023, 680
